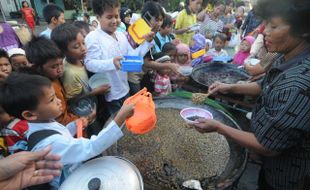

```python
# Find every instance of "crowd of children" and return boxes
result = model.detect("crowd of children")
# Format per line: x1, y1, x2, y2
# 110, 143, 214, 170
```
0, 0, 265, 188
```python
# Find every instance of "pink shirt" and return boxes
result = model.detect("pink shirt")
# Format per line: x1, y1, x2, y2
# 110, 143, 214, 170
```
233, 51, 251, 65
154, 74, 172, 96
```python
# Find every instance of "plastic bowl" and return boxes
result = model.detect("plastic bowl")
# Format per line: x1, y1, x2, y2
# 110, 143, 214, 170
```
179, 66, 193, 76
249, 58, 260, 66
180, 107, 213, 124
88, 73, 109, 90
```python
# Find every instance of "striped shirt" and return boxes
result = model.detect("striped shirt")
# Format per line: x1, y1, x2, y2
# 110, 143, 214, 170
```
154, 74, 172, 96
199, 14, 224, 38
251, 48, 310, 189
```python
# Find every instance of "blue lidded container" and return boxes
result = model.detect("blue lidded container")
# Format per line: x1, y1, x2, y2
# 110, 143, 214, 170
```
121, 56, 144, 72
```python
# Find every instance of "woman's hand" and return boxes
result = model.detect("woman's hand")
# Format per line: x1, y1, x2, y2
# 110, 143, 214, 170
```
190, 119, 223, 133
208, 81, 234, 95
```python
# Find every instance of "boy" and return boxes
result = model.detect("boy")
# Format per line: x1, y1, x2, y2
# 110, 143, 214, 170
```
85, 0, 153, 115
51, 23, 110, 100
0, 73, 134, 189
40, 4, 65, 39
24, 36, 79, 125
0, 48, 12, 81
153, 52, 172, 96
7, 48, 29, 70
154, 14, 175, 53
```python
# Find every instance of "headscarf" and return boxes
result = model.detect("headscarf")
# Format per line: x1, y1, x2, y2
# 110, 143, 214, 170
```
120, 7, 132, 31
190, 33, 206, 67
176, 43, 191, 66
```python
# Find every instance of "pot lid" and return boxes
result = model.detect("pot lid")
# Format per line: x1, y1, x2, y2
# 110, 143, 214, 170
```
59, 156, 144, 190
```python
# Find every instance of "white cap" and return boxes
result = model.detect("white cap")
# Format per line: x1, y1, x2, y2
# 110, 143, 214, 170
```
7, 48, 26, 58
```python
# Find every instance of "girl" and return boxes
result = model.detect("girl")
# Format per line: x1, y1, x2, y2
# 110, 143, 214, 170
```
233, 36, 255, 65
20, 1, 35, 33
118, 7, 132, 32
174, 0, 203, 44
190, 33, 206, 67
176, 43, 191, 66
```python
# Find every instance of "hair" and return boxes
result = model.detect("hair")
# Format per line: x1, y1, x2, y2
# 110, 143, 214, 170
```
43, 4, 64, 24
73, 21, 91, 34
256, 0, 310, 43
162, 42, 177, 54
21, 1, 29, 8
185, 0, 191, 15
141, 1, 165, 21
24, 36, 63, 67
83, 13, 90, 20
0, 49, 9, 61
214, 33, 227, 42
0, 73, 51, 119
92, 0, 120, 16
51, 23, 81, 52
161, 14, 173, 29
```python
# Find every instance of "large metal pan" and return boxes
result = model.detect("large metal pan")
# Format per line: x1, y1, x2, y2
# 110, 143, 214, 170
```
59, 156, 144, 190
191, 62, 250, 88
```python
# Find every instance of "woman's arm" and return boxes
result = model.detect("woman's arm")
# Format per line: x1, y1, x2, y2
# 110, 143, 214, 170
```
208, 81, 262, 96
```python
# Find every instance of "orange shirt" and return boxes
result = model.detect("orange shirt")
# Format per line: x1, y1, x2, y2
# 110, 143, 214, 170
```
52, 80, 79, 125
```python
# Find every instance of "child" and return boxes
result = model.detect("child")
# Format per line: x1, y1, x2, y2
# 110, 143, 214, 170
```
233, 35, 255, 65
176, 43, 191, 66
85, 0, 153, 115
73, 21, 91, 37
24, 36, 79, 125
0, 106, 28, 155
204, 39, 213, 62
40, 4, 65, 39
154, 14, 175, 53
207, 33, 228, 58
190, 33, 206, 67
7, 48, 29, 71
162, 42, 177, 63
51, 23, 110, 100
175, 0, 203, 44
117, 7, 132, 33
0, 73, 134, 189
20, 1, 35, 33
0, 49, 12, 81
154, 52, 172, 96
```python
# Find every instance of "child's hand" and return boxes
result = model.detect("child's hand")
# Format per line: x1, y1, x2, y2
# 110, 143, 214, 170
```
168, 63, 180, 75
86, 108, 97, 124
114, 103, 135, 127
143, 31, 155, 42
77, 117, 89, 129
93, 84, 111, 95
113, 56, 123, 70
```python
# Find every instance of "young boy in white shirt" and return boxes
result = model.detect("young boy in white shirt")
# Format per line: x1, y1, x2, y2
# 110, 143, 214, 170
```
0, 73, 134, 189
85, 0, 153, 115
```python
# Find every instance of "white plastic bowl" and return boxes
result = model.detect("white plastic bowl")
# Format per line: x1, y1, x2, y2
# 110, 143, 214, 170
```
179, 66, 193, 76
180, 107, 213, 124
88, 73, 109, 89
249, 58, 260, 66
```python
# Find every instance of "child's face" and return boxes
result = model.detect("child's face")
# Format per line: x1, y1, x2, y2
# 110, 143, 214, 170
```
92, 20, 98, 28
189, 0, 203, 13
177, 53, 189, 65
97, 7, 121, 35
52, 13, 65, 26
40, 58, 64, 80
124, 15, 131, 24
158, 61, 171, 76
0, 57, 12, 76
66, 32, 87, 60
214, 37, 225, 52
166, 50, 177, 62
28, 86, 63, 121
160, 25, 172, 36
0, 111, 12, 128
205, 44, 210, 52
149, 15, 164, 33
10, 55, 29, 71
240, 40, 251, 52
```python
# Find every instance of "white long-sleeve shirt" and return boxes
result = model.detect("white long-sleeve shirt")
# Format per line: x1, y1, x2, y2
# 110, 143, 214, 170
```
26, 120, 123, 189
85, 29, 152, 102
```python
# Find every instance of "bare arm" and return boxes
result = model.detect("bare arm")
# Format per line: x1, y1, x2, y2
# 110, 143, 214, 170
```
197, 9, 206, 22
208, 81, 262, 96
